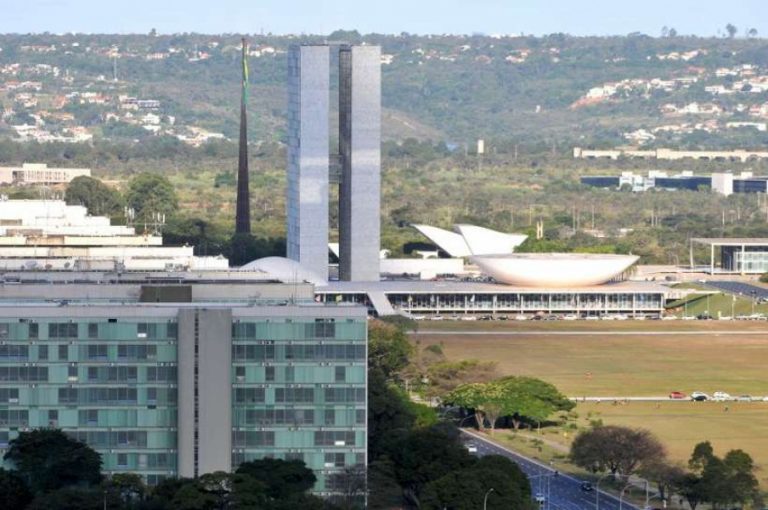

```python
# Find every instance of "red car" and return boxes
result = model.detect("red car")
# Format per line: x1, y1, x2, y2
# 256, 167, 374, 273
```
669, 391, 687, 400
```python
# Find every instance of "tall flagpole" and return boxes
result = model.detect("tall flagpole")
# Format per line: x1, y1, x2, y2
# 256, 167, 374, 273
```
235, 37, 251, 235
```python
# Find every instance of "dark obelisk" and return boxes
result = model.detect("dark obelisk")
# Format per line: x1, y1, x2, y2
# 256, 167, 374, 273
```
235, 37, 251, 234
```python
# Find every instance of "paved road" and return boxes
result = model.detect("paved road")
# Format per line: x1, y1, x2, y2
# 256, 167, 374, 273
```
706, 280, 768, 300
415, 330, 762, 335
461, 429, 645, 510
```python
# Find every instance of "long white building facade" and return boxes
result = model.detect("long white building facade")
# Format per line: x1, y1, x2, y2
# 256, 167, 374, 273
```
0, 199, 227, 271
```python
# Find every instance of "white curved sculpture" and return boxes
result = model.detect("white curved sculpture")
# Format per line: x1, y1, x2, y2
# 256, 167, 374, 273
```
239, 256, 326, 285
412, 224, 472, 257
454, 224, 527, 255
471, 253, 639, 287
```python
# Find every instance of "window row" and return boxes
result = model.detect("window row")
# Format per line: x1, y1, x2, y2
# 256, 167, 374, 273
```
284, 344, 364, 361
0, 409, 28, 427
232, 431, 275, 448
231, 319, 336, 340
69, 430, 149, 448
0, 388, 19, 403
110, 452, 175, 469
0, 345, 28, 360
58, 387, 179, 406
314, 431, 356, 446
232, 387, 364, 404
0, 322, 178, 340
59, 387, 139, 405
0, 366, 47, 381
231, 343, 366, 362
324, 387, 366, 403
237, 409, 314, 426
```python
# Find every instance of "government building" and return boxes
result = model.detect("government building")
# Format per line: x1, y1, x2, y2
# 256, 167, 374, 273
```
0, 274, 367, 495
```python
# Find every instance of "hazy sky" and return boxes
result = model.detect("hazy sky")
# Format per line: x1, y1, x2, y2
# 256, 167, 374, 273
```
1, 0, 767, 37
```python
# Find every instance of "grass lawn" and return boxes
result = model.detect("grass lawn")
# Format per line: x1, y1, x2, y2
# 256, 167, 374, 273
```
414, 322, 768, 489
481, 401, 768, 490
414, 325, 768, 396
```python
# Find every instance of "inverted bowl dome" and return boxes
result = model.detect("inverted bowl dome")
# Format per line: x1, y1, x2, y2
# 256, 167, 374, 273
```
471, 253, 639, 287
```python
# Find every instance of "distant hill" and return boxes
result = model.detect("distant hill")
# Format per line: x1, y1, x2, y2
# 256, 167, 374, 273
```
1, 31, 768, 149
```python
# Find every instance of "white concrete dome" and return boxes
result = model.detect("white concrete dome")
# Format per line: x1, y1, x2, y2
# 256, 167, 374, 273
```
454, 224, 527, 255
239, 256, 326, 285
471, 253, 639, 287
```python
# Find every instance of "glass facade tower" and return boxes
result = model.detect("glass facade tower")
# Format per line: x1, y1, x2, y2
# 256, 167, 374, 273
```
0, 304, 367, 494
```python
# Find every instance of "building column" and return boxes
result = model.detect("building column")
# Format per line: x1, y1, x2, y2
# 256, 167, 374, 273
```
741, 244, 746, 275
178, 308, 233, 478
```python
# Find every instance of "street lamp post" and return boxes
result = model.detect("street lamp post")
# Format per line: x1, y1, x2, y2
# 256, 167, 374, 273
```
483, 487, 495, 510
619, 483, 633, 510
595, 473, 612, 510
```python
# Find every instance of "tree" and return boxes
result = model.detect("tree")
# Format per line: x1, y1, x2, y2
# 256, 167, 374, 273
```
368, 320, 414, 380
235, 458, 316, 500
421, 455, 533, 510
4, 428, 102, 493
27, 487, 122, 510
105, 472, 146, 508
163, 216, 229, 256
569, 425, 665, 478
688, 441, 715, 473
679, 473, 705, 510
0, 468, 33, 510
726, 23, 738, 38
65, 176, 123, 217
384, 424, 475, 507
446, 376, 573, 432
748, 28, 758, 38
328, 465, 367, 510
639, 461, 686, 503
124, 172, 178, 225
422, 359, 499, 400
446, 381, 508, 432
497, 376, 575, 429
668, 27, 678, 38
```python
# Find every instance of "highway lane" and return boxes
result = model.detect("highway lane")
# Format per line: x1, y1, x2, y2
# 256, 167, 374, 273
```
461, 429, 644, 510
706, 280, 768, 300
414, 330, 762, 335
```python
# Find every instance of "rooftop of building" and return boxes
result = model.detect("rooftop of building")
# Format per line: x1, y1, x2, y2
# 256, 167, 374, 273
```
317, 279, 670, 294
691, 238, 768, 246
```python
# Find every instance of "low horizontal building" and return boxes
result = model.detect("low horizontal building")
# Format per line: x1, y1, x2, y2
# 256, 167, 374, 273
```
574, 147, 768, 162
0, 200, 227, 271
0, 163, 90, 185
316, 279, 668, 317
691, 238, 768, 274
581, 171, 767, 195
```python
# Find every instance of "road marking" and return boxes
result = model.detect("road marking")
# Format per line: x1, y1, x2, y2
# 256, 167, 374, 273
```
416, 330, 764, 335
461, 429, 640, 510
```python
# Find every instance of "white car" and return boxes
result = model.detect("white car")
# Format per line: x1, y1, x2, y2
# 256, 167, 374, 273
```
712, 391, 732, 401
514, 314, 528, 321
562, 314, 578, 321
661, 315, 678, 320
534, 493, 546, 504
465, 444, 478, 453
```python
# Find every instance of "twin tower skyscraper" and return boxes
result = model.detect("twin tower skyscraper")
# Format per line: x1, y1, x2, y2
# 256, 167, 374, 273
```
286, 44, 381, 282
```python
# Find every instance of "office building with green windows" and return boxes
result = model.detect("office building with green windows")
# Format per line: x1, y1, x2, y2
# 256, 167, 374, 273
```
0, 275, 367, 495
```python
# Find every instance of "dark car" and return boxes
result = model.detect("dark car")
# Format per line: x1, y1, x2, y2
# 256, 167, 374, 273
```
580, 481, 594, 492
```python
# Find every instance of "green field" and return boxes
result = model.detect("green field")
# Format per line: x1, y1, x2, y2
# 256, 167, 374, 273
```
415, 322, 768, 396
413, 321, 768, 487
